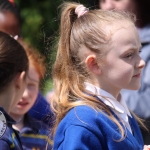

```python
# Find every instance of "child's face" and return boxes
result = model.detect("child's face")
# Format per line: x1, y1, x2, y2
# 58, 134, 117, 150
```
10, 65, 39, 117
99, 24, 145, 95
99, 0, 137, 13
0, 11, 20, 36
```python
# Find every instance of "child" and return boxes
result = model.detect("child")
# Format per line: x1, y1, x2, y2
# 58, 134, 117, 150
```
96, 0, 150, 144
0, 31, 28, 149
51, 2, 146, 150
0, 0, 21, 37
0, 0, 52, 125
10, 41, 52, 150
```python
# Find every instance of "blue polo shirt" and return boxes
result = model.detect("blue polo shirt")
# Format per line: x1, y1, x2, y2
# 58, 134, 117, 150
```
0, 107, 23, 150
20, 113, 52, 150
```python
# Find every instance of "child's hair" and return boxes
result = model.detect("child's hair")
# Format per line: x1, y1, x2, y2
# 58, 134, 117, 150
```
18, 40, 46, 80
51, 2, 143, 138
0, 0, 21, 26
0, 31, 28, 91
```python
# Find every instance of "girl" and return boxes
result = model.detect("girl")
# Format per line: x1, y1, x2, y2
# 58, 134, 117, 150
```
95, 0, 150, 144
0, 31, 28, 149
0, 0, 21, 37
0, 0, 51, 125
51, 2, 146, 150
10, 41, 52, 150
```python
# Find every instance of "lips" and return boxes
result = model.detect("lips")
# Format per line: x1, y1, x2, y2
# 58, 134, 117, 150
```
133, 73, 141, 78
17, 100, 29, 106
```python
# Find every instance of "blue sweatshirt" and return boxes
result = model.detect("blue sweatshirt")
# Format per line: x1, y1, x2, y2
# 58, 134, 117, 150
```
53, 105, 144, 150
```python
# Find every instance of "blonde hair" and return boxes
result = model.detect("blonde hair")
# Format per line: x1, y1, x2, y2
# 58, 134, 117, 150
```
51, 2, 145, 139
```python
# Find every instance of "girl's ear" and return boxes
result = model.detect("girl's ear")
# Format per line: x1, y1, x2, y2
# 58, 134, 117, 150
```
85, 55, 101, 75
15, 71, 26, 89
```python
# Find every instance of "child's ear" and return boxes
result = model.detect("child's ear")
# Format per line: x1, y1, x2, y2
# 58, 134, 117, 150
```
15, 71, 26, 89
85, 55, 101, 75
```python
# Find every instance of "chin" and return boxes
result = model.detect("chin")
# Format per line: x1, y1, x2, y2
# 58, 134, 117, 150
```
124, 83, 141, 90
127, 85, 141, 90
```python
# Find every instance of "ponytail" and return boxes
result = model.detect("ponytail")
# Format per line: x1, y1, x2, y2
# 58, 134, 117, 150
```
51, 2, 87, 134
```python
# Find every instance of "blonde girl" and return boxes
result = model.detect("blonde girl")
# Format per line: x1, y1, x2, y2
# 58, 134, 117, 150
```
51, 2, 145, 150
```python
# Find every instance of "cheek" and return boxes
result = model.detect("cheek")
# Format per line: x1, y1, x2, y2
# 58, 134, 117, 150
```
120, 1, 132, 11
30, 90, 38, 103
105, 63, 133, 82
31, 92, 38, 102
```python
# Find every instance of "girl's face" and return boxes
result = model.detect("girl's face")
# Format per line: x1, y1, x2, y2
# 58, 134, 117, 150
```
0, 11, 20, 36
10, 64, 39, 117
98, 24, 145, 96
99, 0, 137, 13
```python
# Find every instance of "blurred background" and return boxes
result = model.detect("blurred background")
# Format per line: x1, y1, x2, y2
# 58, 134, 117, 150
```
15, 0, 94, 95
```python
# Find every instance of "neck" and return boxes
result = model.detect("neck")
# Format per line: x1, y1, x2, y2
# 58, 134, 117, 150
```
93, 80, 121, 100
10, 113, 24, 122
11, 113, 24, 131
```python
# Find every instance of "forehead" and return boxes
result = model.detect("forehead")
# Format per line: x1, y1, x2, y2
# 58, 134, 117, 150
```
110, 24, 141, 52
101, 20, 134, 44
27, 65, 39, 82
109, 19, 133, 33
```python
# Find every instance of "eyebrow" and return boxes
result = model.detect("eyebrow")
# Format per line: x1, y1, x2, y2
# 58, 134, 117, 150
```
120, 44, 142, 55
27, 76, 39, 83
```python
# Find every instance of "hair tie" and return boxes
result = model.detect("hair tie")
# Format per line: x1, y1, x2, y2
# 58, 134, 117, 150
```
10, 35, 18, 40
75, 5, 89, 18
14, 35, 18, 40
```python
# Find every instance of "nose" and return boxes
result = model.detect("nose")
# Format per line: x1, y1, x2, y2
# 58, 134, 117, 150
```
100, 0, 116, 10
136, 57, 145, 69
22, 88, 29, 99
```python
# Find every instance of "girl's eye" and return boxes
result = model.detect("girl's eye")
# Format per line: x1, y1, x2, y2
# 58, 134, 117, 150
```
125, 53, 133, 58
28, 83, 35, 87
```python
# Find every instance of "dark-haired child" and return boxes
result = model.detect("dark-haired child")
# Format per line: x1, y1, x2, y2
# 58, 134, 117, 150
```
0, 31, 28, 149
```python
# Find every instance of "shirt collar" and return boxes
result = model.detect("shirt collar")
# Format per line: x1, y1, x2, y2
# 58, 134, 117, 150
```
0, 106, 16, 124
85, 82, 132, 117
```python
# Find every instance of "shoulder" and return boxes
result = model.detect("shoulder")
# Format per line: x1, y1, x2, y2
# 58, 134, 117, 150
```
54, 106, 120, 149
60, 105, 102, 123
57, 105, 113, 135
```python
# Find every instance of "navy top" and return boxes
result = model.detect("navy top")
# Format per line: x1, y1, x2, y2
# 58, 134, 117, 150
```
28, 92, 53, 126
53, 105, 144, 150
0, 107, 23, 150
20, 113, 52, 150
